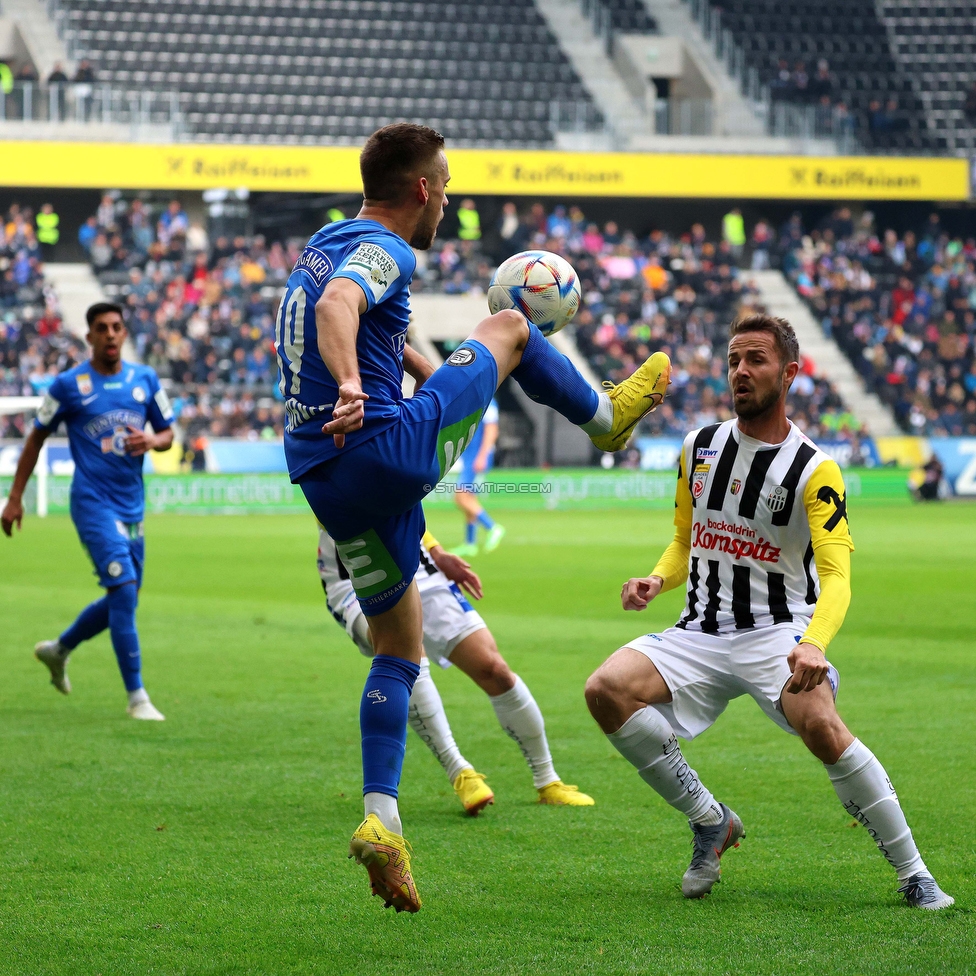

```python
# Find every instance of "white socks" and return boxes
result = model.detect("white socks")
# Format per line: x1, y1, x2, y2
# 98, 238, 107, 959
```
580, 391, 614, 436
489, 675, 558, 789
364, 791, 402, 836
606, 713, 929, 878
408, 658, 470, 783
825, 739, 926, 880
608, 706, 722, 825
127, 687, 149, 707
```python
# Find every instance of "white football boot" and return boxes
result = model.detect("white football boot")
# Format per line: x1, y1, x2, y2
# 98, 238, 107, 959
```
127, 690, 165, 721
35, 640, 71, 695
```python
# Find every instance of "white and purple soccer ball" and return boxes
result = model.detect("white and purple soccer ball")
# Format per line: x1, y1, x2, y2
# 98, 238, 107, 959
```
486, 250, 581, 337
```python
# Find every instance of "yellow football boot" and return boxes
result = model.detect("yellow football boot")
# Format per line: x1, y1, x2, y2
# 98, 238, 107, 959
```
589, 351, 672, 453
453, 768, 495, 816
348, 814, 421, 913
537, 781, 595, 806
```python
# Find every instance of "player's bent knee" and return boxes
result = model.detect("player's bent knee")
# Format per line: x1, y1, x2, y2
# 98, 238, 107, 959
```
473, 309, 529, 346
584, 670, 624, 716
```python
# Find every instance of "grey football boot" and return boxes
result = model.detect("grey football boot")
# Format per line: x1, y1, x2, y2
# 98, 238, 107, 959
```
35, 640, 71, 694
898, 873, 955, 910
682, 803, 745, 898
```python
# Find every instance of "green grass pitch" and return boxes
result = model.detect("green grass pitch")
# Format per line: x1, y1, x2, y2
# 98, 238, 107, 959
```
1, 503, 974, 975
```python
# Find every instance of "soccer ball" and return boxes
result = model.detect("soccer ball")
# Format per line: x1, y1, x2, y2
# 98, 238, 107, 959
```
486, 250, 581, 337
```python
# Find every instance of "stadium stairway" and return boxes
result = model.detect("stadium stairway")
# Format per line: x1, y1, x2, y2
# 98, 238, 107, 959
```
749, 269, 898, 437
639, 0, 766, 139
410, 293, 598, 464
533, 0, 648, 148
1, 0, 71, 78
40, 262, 131, 347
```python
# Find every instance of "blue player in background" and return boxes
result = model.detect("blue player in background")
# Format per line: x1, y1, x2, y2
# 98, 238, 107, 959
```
2, 302, 174, 720
452, 396, 505, 557
277, 123, 671, 913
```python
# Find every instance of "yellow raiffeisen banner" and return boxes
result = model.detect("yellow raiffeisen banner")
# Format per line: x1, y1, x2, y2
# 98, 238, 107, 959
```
1, 141, 969, 200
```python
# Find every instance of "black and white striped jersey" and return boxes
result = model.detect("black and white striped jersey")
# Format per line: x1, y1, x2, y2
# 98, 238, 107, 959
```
672, 419, 853, 634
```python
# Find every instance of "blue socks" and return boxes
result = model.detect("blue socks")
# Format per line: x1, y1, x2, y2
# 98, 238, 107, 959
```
107, 584, 143, 692
476, 511, 495, 531
465, 522, 477, 544
361, 654, 421, 797
511, 324, 599, 425
60, 596, 109, 650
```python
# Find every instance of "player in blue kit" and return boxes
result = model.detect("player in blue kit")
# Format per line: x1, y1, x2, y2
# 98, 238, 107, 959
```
278, 123, 671, 913
452, 396, 505, 556
1, 303, 174, 720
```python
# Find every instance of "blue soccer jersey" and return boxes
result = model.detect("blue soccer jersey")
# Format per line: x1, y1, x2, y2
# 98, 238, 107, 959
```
276, 218, 417, 480
34, 360, 173, 523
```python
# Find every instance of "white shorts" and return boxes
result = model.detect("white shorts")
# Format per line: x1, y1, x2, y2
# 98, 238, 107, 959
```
342, 579, 487, 668
625, 623, 838, 740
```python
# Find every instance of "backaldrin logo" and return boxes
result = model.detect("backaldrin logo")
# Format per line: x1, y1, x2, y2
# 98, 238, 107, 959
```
693, 518, 782, 563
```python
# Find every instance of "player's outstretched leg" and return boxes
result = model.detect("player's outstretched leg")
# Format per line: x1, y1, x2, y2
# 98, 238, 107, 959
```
781, 683, 954, 910
450, 629, 594, 807
107, 584, 164, 720
408, 657, 495, 816
35, 595, 111, 694
468, 312, 670, 453
586, 649, 742, 898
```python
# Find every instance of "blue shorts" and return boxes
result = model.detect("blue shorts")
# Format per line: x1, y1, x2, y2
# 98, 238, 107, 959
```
72, 501, 144, 589
299, 339, 497, 616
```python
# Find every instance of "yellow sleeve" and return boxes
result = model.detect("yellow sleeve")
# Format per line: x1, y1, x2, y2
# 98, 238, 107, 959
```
799, 544, 851, 652
650, 525, 691, 592
673, 445, 694, 529
649, 445, 692, 592
421, 529, 440, 551
802, 459, 854, 552
799, 460, 853, 651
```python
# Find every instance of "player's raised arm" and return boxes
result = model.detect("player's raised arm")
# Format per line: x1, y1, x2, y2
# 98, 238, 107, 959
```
621, 444, 693, 611
1, 425, 50, 536
316, 276, 370, 447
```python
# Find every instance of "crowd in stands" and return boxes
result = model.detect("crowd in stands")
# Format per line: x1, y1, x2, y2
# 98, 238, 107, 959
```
0, 204, 85, 438
782, 208, 976, 437
3, 193, 875, 453
418, 204, 859, 446
79, 194, 290, 442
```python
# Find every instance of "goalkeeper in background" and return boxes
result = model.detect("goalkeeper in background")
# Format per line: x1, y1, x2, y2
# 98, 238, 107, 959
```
1, 302, 173, 720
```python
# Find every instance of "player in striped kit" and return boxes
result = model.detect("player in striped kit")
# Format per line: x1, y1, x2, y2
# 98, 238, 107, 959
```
585, 314, 953, 910
317, 522, 593, 813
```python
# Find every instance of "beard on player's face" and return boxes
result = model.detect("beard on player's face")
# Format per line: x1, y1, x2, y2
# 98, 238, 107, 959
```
409, 196, 443, 250
732, 366, 786, 420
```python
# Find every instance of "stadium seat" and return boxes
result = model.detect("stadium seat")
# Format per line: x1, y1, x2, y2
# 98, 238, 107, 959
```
56, 0, 601, 145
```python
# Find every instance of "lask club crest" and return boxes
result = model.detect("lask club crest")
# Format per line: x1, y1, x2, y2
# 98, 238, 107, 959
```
766, 485, 789, 513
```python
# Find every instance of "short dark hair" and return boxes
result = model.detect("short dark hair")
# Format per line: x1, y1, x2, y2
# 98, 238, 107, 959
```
729, 313, 799, 366
86, 301, 125, 327
360, 123, 445, 204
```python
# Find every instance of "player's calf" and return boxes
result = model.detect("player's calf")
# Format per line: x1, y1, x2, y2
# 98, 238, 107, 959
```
449, 630, 515, 697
